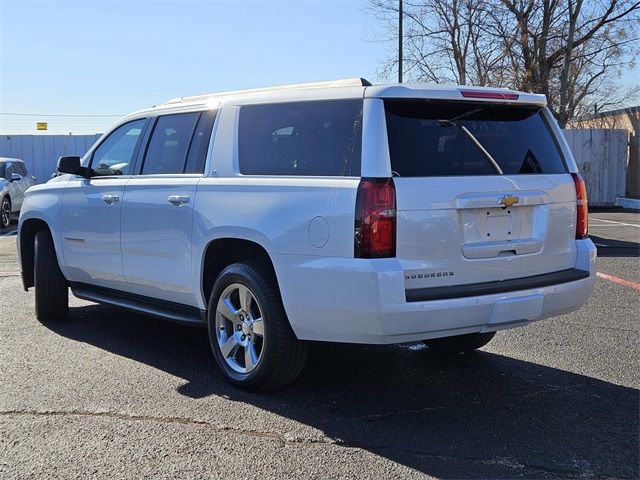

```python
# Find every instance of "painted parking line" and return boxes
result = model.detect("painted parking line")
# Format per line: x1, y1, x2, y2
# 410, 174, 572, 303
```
589, 218, 640, 228
589, 224, 636, 227
596, 272, 640, 291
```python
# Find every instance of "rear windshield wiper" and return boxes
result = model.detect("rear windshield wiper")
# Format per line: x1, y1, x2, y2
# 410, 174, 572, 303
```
439, 109, 504, 175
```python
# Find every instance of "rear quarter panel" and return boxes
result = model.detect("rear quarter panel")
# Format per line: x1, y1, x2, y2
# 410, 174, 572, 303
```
191, 177, 359, 309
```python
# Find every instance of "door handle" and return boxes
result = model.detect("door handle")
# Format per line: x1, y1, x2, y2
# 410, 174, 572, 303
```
101, 194, 119, 205
167, 195, 190, 206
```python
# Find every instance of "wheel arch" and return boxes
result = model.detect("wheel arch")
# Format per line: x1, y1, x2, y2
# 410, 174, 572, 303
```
18, 217, 53, 290
200, 237, 279, 307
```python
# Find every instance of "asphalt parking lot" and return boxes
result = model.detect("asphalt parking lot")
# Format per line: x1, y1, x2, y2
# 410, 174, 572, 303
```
0, 212, 638, 479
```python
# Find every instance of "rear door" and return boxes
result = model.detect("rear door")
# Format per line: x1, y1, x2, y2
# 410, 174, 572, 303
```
120, 110, 215, 306
382, 98, 577, 292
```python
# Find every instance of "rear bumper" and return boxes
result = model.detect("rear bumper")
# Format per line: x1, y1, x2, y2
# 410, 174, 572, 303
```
405, 268, 589, 302
273, 239, 597, 344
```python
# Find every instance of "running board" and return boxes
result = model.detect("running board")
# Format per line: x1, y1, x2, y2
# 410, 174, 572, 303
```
70, 282, 206, 326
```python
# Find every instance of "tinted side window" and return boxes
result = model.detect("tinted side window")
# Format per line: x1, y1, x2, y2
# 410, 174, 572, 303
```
184, 110, 216, 174
142, 113, 200, 175
4, 162, 14, 177
91, 119, 146, 175
0, 164, 5, 179
16, 163, 27, 176
385, 100, 566, 176
238, 100, 362, 176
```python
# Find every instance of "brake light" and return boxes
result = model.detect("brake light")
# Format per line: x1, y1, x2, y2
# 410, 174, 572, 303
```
354, 178, 396, 258
460, 90, 519, 100
572, 173, 589, 239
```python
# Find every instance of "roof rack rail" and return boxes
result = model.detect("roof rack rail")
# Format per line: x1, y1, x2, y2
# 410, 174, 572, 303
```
163, 78, 372, 105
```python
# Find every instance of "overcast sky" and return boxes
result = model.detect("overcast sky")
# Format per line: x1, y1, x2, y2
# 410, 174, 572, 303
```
1, 0, 638, 134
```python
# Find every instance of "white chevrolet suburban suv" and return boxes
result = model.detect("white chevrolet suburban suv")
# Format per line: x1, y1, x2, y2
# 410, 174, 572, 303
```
18, 78, 596, 391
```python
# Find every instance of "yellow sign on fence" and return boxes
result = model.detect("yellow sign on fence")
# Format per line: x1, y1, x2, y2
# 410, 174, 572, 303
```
36, 122, 48, 131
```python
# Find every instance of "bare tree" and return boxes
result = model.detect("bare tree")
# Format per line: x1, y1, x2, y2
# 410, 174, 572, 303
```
367, 0, 640, 126
369, 0, 509, 85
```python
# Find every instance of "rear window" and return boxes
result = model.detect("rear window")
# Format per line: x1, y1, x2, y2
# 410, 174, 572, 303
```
142, 113, 200, 175
238, 100, 362, 176
385, 100, 566, 176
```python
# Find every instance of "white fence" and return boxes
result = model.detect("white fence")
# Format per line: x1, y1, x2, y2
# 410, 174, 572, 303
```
0, 129, 630, 206
0, 134, 101, 183
563, 129, 629, 206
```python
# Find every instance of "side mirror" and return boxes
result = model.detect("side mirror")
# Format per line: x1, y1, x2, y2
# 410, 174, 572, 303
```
57, 156, 82, 176
10, 173, 22, 182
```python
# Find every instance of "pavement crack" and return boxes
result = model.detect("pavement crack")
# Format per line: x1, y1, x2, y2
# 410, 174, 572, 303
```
0, 409, 339, 448
357, 405, 449, 422
560, 320, 639, 334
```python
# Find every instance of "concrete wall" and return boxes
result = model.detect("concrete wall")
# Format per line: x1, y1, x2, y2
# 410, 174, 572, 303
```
0, 134, 101, 183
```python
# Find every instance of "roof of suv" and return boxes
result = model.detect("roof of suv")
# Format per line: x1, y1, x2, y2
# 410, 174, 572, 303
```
126, 78, 547, 120
0, 157, 24, 163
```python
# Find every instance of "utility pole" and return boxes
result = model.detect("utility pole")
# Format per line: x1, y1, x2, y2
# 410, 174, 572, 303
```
398, 0, 403, 83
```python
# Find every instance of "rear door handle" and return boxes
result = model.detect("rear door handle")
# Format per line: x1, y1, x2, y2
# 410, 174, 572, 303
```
101, 194, 119, 205
168, 195, 190, 206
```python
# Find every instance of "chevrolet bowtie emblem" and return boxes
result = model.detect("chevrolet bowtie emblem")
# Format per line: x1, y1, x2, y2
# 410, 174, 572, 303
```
498, 195, 520, 207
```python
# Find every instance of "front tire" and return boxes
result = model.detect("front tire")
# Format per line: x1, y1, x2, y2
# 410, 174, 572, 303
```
423, 332, 496, 353
1, 196, 11, 229
34, 229, 69, 320
207, 262, 308, 391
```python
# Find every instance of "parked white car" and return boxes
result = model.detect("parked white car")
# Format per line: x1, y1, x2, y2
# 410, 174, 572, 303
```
18, 79, 596, 390
1, 157, 36, 229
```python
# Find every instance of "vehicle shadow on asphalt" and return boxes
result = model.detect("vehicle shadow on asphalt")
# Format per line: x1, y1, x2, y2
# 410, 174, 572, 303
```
591, 235, 640, 257
46, 305, 639, 479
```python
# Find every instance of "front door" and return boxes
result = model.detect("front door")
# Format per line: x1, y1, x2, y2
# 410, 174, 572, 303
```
4, 161, 23, 212
61, 118, 147, 289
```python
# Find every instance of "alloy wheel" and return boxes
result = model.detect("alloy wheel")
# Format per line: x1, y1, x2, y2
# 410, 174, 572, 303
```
215, 283, 265, 374
1, 199, 10, 228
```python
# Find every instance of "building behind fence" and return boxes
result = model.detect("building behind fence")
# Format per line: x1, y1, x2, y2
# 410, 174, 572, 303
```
0, 127, 635, 207
0, 134, 101, 183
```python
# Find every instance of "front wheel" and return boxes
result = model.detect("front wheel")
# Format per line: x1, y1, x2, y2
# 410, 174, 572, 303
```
423, 332, 496, 353
207, 262, 308, 391
34, 229, 69, 320
1, 196, 11, 228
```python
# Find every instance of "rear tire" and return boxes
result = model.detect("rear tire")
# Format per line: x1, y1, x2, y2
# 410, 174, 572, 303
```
1, 196, 11, 229
423, 332, 496, 353
207, 261, 308, 391
34, 229, 69, 320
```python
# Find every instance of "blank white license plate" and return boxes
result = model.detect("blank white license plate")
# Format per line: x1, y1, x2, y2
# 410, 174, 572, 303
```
488, 294, 544, 325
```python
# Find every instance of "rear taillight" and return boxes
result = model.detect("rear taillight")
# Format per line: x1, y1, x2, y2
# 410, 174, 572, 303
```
354, 178, 396, 258
572, 173, 588, 239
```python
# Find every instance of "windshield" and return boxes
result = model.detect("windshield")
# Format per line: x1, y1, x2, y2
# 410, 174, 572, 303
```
384, 100, 567, 177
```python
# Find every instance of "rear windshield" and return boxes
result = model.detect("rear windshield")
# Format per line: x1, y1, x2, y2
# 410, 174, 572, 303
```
385, 100, 566, 176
